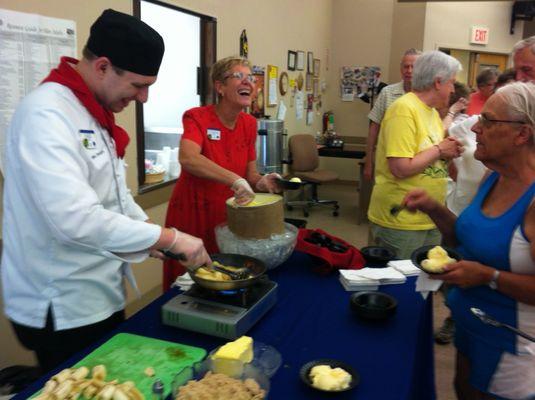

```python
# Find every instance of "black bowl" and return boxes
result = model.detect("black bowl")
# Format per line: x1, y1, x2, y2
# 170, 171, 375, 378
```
350, 291, 397, 320
300, 359, 359, 393
360, 246, 396, 266
411, 245, 462, 275
276, 177, 304, 190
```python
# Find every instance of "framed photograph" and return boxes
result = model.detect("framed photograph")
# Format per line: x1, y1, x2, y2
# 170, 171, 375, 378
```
250, 66, 265, 118
296, 51, 305, 71
307, 52, 314, 74
287, 50, 297, 71
305, 73, 313, 91
313, 78, 319, 99
313, 58, 320, 77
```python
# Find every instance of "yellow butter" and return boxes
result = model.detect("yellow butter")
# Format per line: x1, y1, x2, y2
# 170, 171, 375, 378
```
211, 336, 254, 377
310, 365, 351, 391
227, 194, 281, 207
422, 245, 455, 273
213, 336, 253, 362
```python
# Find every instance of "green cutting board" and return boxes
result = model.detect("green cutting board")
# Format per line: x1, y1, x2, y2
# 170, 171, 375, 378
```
32, 333, 206, 399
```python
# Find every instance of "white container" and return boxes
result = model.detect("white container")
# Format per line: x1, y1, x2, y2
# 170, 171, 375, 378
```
155, 152, 166, 168
169, 160, 181, 178
171, 147, 179, 162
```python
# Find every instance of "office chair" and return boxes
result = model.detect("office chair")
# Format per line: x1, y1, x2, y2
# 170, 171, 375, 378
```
286, 134, 340, 217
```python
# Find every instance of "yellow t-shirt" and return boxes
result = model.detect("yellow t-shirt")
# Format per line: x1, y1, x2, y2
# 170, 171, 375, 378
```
367, 92, 447, 230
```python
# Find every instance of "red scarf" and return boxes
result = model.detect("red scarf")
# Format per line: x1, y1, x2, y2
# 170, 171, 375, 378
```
42, 56, 130, 158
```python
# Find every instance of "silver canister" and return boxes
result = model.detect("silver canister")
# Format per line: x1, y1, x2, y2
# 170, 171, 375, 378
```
256, 118, 284, 174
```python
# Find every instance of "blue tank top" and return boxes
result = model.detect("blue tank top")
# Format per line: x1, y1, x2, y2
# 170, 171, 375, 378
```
450, 172, 535, 353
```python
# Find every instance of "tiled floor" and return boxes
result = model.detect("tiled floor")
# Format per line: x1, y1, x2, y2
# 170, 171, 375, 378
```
284, 182, 456, 400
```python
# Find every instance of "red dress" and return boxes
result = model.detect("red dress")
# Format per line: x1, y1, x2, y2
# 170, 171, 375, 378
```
163, 105, 257, 289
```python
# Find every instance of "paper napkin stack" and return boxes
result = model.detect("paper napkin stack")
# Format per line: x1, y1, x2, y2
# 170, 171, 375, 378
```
387, 260, 421, 276
339, 267, 406, 291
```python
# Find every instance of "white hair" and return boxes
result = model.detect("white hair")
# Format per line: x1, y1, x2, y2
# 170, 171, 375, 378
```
495, 81, 535, 127
512, 36, 535, 56
411, 50, 462, 91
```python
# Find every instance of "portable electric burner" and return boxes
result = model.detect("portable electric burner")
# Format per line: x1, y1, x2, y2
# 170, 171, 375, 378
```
162, 279, 278, 339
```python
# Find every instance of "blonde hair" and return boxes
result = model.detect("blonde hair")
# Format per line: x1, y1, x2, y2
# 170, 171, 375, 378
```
210, 56, 251, 83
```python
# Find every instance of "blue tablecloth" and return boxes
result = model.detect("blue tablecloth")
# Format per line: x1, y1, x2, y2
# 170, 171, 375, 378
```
13, 251, 435, 399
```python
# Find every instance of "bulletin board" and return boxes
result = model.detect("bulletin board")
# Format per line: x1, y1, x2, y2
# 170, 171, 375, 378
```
340, 66, 381, 101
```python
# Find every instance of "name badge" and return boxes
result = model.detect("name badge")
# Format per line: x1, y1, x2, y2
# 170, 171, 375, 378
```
207, 128, 221, 140
80, 129, 97, 149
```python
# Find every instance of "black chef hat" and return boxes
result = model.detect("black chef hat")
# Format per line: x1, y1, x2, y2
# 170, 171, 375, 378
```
86, 9, 165, 76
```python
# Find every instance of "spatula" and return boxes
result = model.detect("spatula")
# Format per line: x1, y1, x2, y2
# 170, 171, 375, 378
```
161, 250, 249, 280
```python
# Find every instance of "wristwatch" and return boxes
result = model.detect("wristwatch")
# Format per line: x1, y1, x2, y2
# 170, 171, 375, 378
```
488, 269, 500, 290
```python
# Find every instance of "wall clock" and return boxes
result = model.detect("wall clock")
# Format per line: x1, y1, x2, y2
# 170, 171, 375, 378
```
296, 73, 304, 91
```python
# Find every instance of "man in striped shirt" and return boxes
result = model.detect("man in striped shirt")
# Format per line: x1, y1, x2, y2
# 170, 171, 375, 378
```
364, 48, 421, 181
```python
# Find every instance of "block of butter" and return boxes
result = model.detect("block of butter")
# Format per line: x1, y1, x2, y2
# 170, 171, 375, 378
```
211, 336, 253, 377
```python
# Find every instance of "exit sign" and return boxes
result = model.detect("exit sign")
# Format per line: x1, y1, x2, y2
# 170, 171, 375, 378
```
470, 26, 489, 45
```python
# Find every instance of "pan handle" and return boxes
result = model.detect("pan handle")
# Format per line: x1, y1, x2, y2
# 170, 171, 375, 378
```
160, 250, 187, 261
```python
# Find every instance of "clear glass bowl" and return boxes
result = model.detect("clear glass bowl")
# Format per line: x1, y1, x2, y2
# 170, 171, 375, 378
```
215, 222, 298, 270
208, 341, 282, 378
172, 358, 270, 398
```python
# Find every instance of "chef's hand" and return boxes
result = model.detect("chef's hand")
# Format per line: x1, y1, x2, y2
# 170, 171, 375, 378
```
169, 230, 212, 269
150, 249, 166, 260
430, 260, 494, 289
231, 178, 255, 205
256, 173, 282, 193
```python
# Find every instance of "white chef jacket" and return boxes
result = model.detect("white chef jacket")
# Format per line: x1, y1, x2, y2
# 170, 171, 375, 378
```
2, 82, 162, 330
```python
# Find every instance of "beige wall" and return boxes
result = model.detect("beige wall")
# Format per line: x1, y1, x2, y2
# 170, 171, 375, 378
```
322, 0, 395, 179
388, 1, 426, 82
423, 1, 522, 54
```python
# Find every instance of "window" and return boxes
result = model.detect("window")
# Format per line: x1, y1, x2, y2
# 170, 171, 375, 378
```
134, 0, 216, 192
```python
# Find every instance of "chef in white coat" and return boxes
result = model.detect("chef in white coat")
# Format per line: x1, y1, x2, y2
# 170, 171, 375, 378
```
1, 9, 211, 373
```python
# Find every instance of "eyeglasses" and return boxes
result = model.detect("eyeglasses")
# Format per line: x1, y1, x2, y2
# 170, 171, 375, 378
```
223, 71, 256, 84
478, 114, 526, 128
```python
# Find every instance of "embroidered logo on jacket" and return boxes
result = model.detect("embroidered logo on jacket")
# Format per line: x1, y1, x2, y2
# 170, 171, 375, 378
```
80, 129, 97, 149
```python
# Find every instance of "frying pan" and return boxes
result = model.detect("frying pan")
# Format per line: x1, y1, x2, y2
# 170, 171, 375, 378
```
164, 251, 267, 291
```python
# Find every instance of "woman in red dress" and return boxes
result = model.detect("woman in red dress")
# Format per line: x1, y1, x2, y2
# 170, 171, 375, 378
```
163, 57, 280, 289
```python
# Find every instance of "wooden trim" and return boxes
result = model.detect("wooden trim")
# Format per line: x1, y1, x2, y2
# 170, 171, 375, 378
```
125, 284, 162, 317
134, 184, 174, 209
136, 0, 217, 21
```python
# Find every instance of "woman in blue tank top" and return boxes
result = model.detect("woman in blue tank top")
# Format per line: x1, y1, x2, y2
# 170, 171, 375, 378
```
404, 82, 535, 400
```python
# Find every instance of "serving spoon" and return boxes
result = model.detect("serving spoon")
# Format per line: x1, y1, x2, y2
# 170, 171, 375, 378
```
470, 307, 535, 342
390, 204, 406, 216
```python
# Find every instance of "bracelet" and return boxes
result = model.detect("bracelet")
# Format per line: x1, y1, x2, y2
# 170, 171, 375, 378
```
434, 144, 442, 158
447, 111, 455, 117
163, 228, 179, 252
